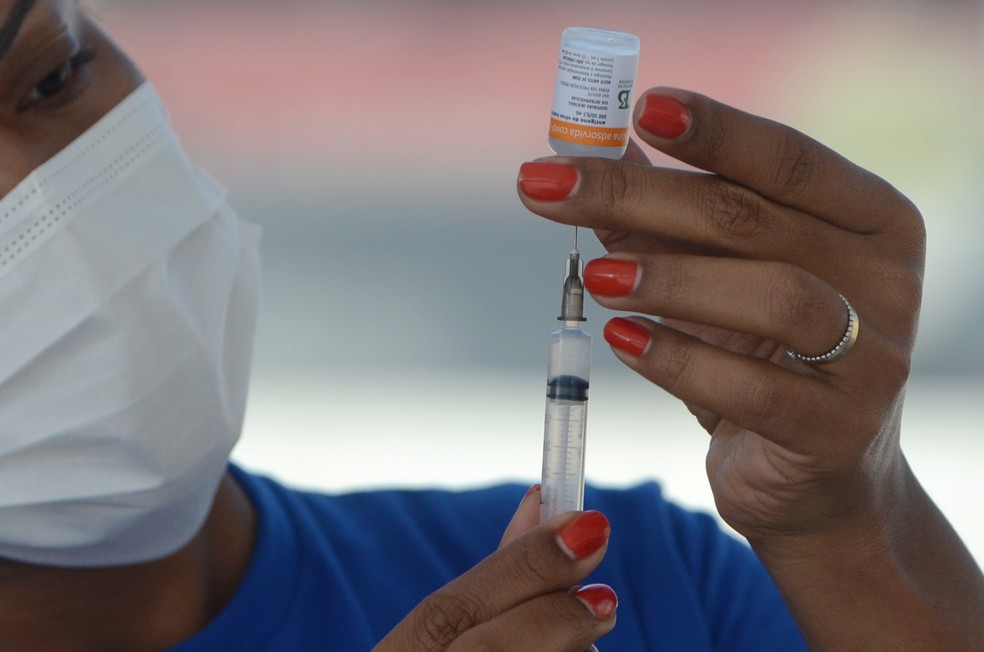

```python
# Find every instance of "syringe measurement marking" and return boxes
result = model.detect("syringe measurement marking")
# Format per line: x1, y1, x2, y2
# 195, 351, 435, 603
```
541, 248, 591, 523
541, 391, 588, 518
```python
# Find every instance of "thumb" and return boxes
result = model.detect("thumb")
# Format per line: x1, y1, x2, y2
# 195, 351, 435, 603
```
498, 484, 541, 549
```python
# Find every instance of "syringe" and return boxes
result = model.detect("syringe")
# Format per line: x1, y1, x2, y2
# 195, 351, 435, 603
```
540, 233, 591, 523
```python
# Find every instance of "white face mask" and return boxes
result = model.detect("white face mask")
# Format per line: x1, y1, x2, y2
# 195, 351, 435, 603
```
0, 83, 261, 567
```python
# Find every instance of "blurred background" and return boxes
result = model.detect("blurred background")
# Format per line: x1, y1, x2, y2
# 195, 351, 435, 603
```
92, 0, 982, 561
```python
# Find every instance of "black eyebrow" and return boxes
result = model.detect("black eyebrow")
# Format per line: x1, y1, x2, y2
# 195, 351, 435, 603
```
0, 0, 38, 61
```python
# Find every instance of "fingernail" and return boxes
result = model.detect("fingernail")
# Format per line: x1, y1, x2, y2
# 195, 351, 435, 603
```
518, 162, 579, 201
638, 94, 690, 140
584, 258, 639, 297
604, 317, 652, 357
572, 584, 618, 621
556, 511, 610, 560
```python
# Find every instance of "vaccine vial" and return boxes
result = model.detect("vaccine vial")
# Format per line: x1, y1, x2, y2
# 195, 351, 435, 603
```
548, 27, 641, 159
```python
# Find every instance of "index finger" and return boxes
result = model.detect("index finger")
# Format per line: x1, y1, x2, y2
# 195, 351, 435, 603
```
633, 87, 918, 235
392, 511, 611, 650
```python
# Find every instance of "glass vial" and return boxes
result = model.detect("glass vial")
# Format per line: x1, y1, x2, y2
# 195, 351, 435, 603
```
548, 27, 641, 160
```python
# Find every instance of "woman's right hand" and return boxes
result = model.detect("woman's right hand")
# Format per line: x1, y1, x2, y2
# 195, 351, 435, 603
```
373, 487, 617, 651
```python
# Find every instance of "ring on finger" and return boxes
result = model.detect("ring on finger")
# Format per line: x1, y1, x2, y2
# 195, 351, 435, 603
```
785, 294, 860, 364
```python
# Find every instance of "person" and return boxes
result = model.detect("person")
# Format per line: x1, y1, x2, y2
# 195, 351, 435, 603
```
0, 1, 981, 650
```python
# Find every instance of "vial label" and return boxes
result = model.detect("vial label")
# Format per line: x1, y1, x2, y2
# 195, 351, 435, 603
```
549, 29, 639, 157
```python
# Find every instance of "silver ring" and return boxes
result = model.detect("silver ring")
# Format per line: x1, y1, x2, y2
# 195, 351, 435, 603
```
786, 294, 859, 364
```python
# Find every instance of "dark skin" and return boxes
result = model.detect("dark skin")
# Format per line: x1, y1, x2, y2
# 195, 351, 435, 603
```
3, 1, 983, 651
0, 0, 130, 188
0, 4, 618, 651
0, 3, 256, 649
0, 477, 255, 650
516, 98, 984, 648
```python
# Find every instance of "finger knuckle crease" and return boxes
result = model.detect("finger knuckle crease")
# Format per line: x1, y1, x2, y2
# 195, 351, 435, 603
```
655, 339, 696, 393
703, 180, 764, 240
653, 256, 688, 301
597, 165, 632, 213
764, 270, 817, 333
774, 135, 822, 197
416, 592, 484, 648
739, 374, 783, 425
512, 544, 554, 585
696, 108, 727, 161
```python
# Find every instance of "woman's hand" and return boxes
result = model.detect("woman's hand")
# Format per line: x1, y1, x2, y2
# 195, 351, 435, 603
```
519, 88, 922, 543
374, 487, 616, 651
517, 88, 984, 649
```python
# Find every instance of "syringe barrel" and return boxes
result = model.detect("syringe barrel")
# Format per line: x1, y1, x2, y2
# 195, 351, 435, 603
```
547, 324, 591, 390
540, 325, 591, 522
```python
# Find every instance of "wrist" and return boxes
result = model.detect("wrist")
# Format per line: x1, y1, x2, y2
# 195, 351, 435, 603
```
748, 456, 984, 650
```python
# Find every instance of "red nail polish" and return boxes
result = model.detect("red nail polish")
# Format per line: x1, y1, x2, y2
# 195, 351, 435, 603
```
584, 258, 639, 297
556, 511, 610, 560
572, 584, 618, 621
518, 162, 579, 201
638, 94, 690, 140
604, 318, 652, 357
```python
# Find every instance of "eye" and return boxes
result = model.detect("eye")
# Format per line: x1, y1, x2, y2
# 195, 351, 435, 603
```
36, 60, 74, 96
21, 49, 95, 110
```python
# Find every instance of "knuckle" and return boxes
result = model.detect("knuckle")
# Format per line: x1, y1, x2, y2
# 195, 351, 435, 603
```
885, 267, 923, 342
773, 132, 823, 198
899, 194, 925, 232
701, 178, 766, 241
869, 182, 928, 253
830, 349, 911, 448
509, 542, 554, 586
692, 102, 727, 162
414, 591, 485, 649
737, 373, 785, 426
651, 337, 696, 394
763, 268, 823, 335
894, 194, 927, 259
595, 164, 633, 214
650, 255, 689, 303
897, 269, 924, 320
879, 343, 912, 390
859, 259, 922, 344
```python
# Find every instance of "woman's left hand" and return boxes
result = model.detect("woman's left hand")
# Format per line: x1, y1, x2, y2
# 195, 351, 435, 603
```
519, 87, 922, 544
517, 88, 984, 649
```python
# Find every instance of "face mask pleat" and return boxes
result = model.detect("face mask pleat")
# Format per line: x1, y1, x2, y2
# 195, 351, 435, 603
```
0, 83, 261, 567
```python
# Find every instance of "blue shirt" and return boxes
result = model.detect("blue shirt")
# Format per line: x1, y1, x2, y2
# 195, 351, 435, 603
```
171, 467, 806, 650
